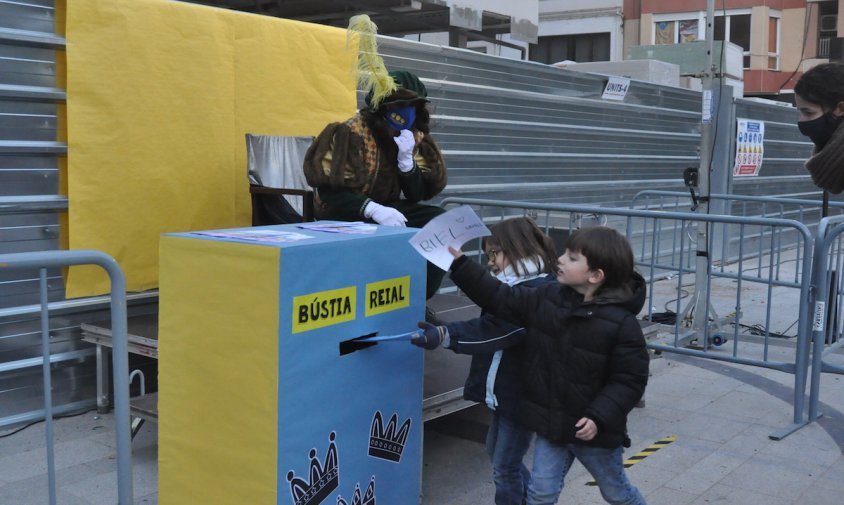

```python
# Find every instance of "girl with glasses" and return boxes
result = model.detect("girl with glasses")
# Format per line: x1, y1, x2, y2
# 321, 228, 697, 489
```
412, 217, 557, 505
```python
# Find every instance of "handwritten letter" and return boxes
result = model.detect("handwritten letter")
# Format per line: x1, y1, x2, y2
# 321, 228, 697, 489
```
409, 206, 491, 271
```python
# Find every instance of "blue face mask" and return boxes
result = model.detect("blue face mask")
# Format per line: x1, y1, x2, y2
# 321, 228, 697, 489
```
384, 105, 416, 131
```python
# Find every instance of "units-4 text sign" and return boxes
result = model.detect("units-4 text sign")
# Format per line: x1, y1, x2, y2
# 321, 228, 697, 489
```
601, 77, 630, 101
409, 206, 491, 271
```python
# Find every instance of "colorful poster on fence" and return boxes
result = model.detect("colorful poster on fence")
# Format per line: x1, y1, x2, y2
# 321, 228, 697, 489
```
734, 118, 765, 177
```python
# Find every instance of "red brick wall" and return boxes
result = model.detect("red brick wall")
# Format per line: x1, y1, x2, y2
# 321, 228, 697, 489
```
744, 69, 803, 94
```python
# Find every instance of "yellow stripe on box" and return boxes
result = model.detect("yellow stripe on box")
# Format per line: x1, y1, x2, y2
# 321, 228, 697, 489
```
159, 237, 280, 505
366, 276, 411, 317
586, 435, 677, 486
292, 286, 356, 333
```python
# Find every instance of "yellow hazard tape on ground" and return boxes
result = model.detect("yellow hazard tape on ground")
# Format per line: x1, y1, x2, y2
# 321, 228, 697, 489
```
586, 435, 677, 486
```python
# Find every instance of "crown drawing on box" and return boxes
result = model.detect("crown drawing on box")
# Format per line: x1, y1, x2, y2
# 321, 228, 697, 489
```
368, 410, 411, 463
287, 431, 339, 505
336, 476, 376, 505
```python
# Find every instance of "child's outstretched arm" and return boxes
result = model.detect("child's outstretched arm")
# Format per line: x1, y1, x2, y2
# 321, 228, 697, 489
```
411, 315, 526, 353
446, 247, 541, 328
413, 248, 529, 354
446, 315, 527, 354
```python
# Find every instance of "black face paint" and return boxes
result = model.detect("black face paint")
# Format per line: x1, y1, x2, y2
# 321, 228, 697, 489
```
798, 111, 844, 150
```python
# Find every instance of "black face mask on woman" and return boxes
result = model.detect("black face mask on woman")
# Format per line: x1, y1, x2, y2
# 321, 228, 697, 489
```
798, 111, 844, 150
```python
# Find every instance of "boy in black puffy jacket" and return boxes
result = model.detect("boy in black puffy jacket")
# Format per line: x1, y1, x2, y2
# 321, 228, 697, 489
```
442, 226, 649, 505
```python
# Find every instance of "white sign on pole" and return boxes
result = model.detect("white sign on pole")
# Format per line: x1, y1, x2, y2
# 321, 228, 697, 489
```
702, 90, 713, 124
733, 118, 765, 177
409, 206, 491, 271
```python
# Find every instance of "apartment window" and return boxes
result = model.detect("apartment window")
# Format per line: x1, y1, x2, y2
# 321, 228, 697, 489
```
529, 33, 611, 64
714, 13, 751, 68
768, 17, 780, 70
818, 1, 838, 58
655, 19, 699, 44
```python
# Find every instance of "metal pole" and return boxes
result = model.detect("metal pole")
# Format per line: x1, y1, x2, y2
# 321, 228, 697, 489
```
823, 190, 829, 218
39, 268, 57, 505
692, 0, 716, 341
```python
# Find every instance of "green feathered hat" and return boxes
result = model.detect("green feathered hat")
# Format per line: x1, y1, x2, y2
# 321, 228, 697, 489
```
347, 15, 428, 109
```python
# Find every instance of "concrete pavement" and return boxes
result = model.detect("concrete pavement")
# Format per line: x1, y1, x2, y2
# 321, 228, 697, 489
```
3, 347, 843, 504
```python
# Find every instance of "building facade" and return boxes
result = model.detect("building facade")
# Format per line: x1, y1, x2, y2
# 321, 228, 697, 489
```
625, 0, 842, 98
529, 0, 841, 98
183, 0, 839, 98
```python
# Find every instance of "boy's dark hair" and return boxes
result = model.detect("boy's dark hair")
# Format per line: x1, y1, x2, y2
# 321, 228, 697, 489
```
484, 217, 558, 277
795, 62, 844, 111
565, 226, 634, 290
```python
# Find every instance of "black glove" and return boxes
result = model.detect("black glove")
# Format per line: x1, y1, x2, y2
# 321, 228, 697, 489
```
411, 321, 447, 350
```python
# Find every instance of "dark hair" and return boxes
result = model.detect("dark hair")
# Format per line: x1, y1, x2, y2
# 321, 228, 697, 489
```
564, 226, 634, 290
795, 63, 844, 110
483, 217, 558, 277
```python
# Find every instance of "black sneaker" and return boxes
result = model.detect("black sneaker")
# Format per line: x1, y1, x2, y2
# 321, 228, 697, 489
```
425, 305, 444, 326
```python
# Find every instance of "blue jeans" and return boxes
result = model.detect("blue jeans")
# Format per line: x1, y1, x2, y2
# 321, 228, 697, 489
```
527, 435, 646, 505
486, 413, 533, 505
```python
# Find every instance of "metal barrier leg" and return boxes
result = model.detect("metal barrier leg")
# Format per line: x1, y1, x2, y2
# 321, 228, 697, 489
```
128, 370, 147, 440
95, 342, 111, 413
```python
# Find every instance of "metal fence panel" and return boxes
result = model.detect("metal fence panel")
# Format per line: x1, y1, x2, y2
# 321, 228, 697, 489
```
0, 0, 85, 426
808, 217, 844, 423
0, 249, 133, 505
377, 37, 704, 207
441, 196, 813, 439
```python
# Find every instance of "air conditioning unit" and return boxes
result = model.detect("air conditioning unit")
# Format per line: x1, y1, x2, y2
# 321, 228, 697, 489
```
821, 14, 837, 32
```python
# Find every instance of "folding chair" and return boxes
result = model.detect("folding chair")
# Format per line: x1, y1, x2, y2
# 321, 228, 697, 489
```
246, 134, 316, 225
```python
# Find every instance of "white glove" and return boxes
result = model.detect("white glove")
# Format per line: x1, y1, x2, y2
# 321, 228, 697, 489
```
364, 201, 407, 227
393, 130, 416, 172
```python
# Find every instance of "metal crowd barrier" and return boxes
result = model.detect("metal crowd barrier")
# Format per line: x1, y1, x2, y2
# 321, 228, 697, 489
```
808, 215, 844, 422
631, 190, 844, 285
440, 197, 814, 439
0, 251, 133, 505
631, 190, 844, 220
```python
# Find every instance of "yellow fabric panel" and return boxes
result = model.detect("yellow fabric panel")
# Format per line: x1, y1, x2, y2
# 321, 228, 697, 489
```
65, 0, 236, 297
158, 236, 280, 505
64, 0, 356, 297
54, 0, 66, 37
232, 15, 357, 224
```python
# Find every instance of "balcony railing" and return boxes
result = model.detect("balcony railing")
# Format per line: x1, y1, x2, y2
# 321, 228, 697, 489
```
819, 35, 832, 58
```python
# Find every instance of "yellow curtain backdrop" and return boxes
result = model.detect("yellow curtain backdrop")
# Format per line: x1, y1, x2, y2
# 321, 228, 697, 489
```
65, 0, 356, 297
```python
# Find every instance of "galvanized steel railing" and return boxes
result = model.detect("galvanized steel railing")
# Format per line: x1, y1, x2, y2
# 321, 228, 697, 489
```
440, 197, 814, 440
630, 190, 844, 285
0, 250, 132, 505
808, 216, 844, 422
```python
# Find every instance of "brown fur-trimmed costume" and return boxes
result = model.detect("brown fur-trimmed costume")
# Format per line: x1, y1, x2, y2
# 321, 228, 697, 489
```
303, 110, 446, 220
